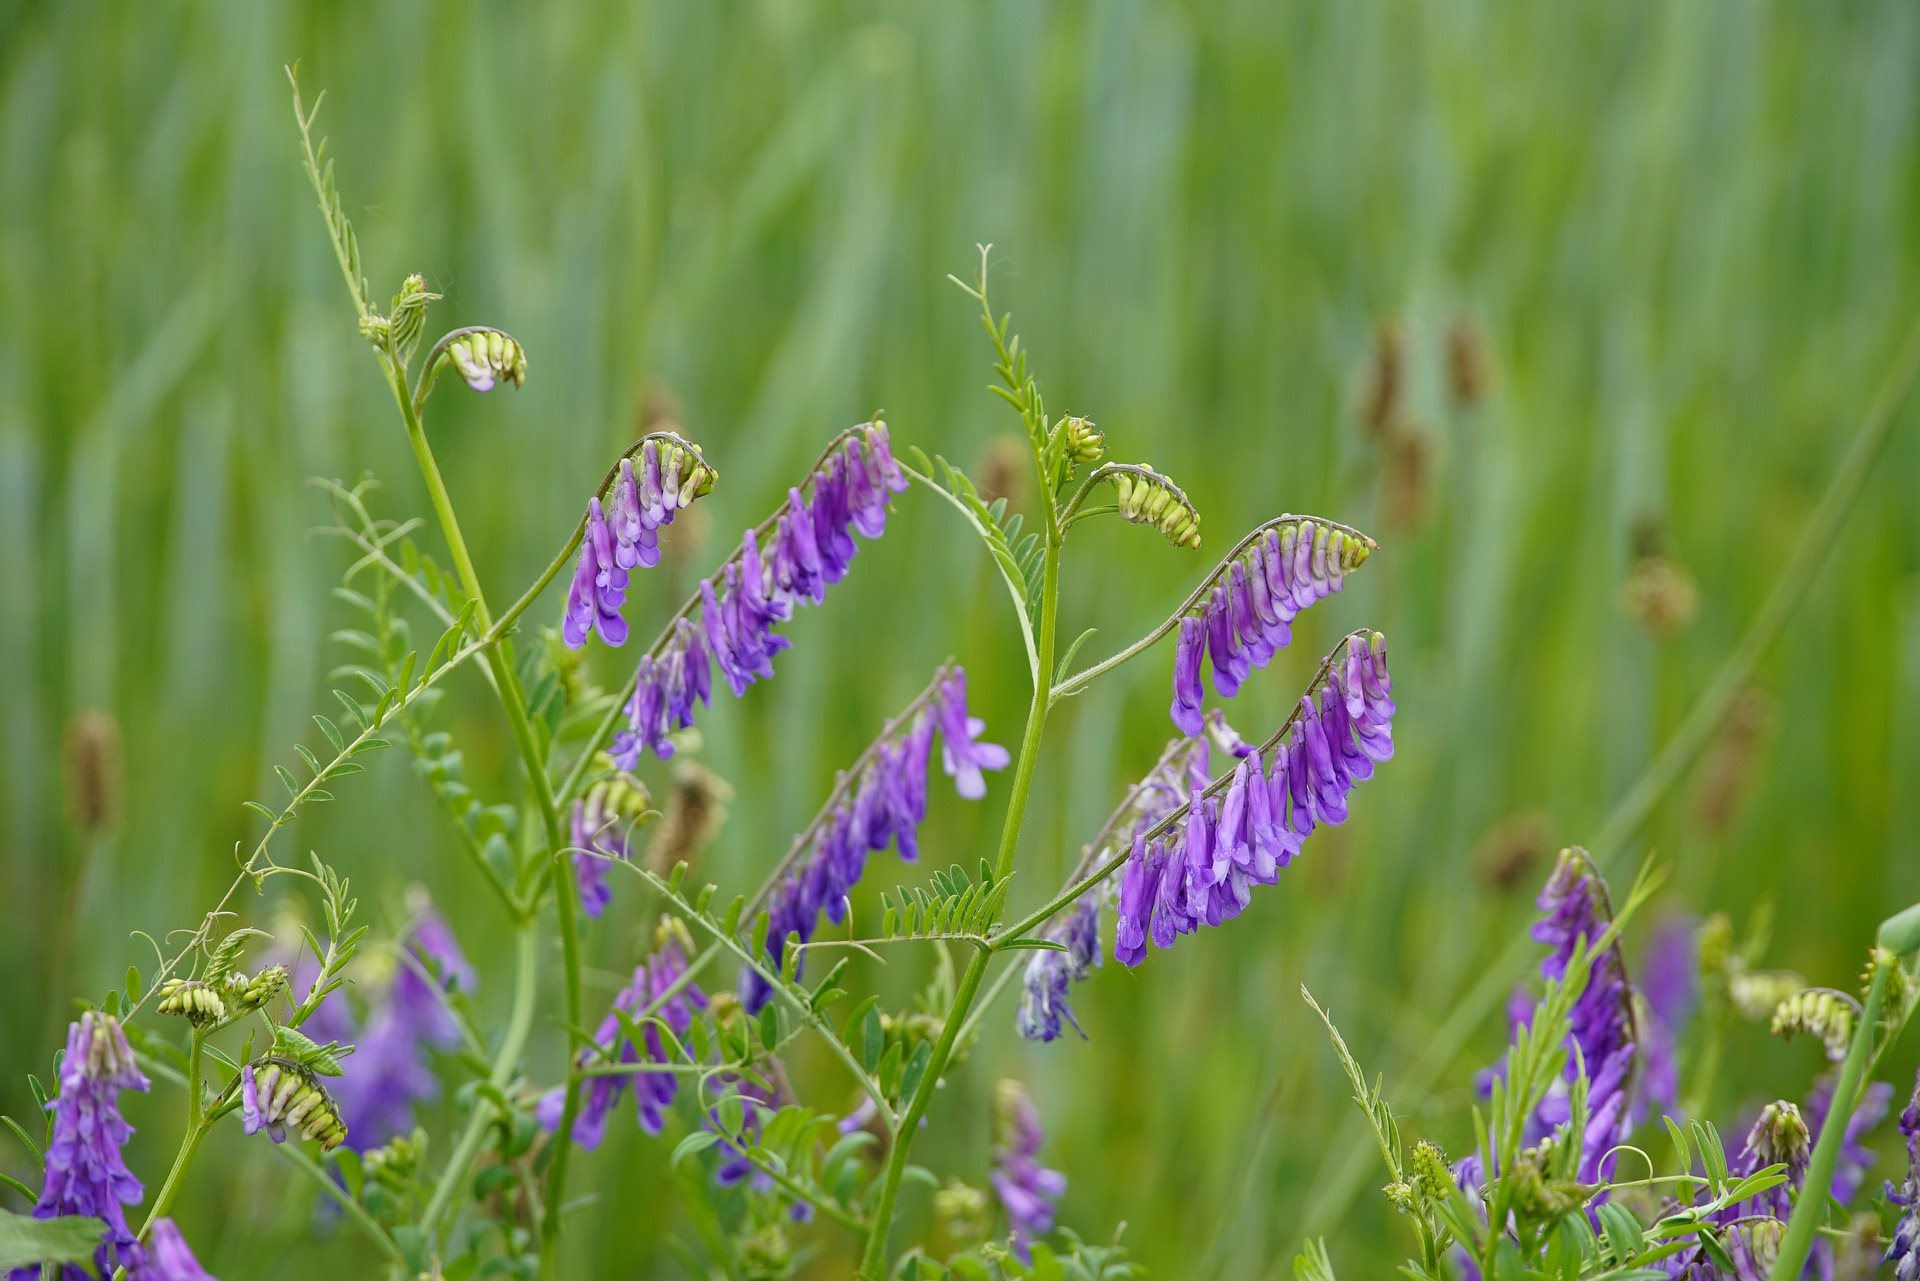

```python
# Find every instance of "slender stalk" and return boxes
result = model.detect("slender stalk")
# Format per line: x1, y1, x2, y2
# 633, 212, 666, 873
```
130, 1031, 207, 1246
856, 492, 1062, 1280
379, 364, 586, 1267
1051, 514, 1376, 704
1300, 308, 1920, 1235
420, 923, 540, 1235
1769, 959, 1890, 1280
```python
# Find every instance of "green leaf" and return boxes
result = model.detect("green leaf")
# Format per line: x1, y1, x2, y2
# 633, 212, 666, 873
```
899, 1040, 933, 1101
861, 1005, 886, 1073
0, 1208, 108, 1271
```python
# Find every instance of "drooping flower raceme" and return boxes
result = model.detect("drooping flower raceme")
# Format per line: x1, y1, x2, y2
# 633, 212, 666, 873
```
1019, 734, 1211, 1042
991, 1081, 1066, 1262
564, 434, 718, 650
1169, 518, 1375, 734
331, 905, 474, 1149
570, 766, 652, 918
611, 422, 908, 767
240, 1058, 348, 1150
1526, 849, 1639, 1183
538, 927, 707, 1148
124, 1219, 220, 1281
1116, 632, 1394, 965
1886, 1070, 1920, 1280
744, 665, 1006, 1012
11, 1012, 150, 1281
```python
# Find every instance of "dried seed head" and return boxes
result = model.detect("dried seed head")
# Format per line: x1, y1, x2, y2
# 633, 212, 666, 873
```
62, 709, 122, 835
1357, 317, 1405, 438
156, 979, 229, 1028
1445, 313, 1491, 409
1475, 811, 1554, 892
1622, 554, 1699, 639
975, 432, 1029, 504
645, 761, 732, 874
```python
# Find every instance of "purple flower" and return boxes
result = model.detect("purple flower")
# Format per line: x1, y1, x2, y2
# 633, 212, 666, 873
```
1888, 1070, 1920, 1280
934, 669, 1011, 800
564, 438, 715, 650
1018, 896, 1103, 1041
612, 423, 905, 765
537, 932, 707, 1148
1639, 914, 1698, 1118
239, 1059, 347, 1149
1115, 633, 1394, 967
743, 664, 1004, 1013
331, 905, 473, 1149
991, 1082, 1065, 1262
124, 1219, 220, 1281
1166, 519, 1373, 732
10, 1013, 149, 1280
1525, 851, 1639, 1183
570, 770, 650, 918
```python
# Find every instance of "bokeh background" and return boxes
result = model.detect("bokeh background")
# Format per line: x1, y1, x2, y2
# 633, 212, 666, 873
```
5, 2, 1920, 1276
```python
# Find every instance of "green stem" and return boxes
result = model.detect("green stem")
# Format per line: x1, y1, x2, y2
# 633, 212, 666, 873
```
273, 1143, 408, 1266
420, 923, 540, 1235
1769, 960, 1890, 1280
383, 364, 586, 1267
856, 512, 1061, 1281
1299, 308, 1920, 1235
129, 1032, 207, 1252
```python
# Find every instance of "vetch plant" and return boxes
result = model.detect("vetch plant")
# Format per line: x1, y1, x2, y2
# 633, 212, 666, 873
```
0, 70, 1395, 1280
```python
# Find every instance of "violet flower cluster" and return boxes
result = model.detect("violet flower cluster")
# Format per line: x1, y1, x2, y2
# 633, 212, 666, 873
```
538, 932, 707, 1149
1018, 735, 1211, 1042
125, 1219, 221, 1281
570, 767, 651, 918
11, 1012, 150, 1281
991, 1081, 1065, 1262
1169, 519, 1373, 733
611, 423, 908, 767
564, 435, 716, 649
330, 907, 474, 1150
1887, 1070, 1920, 1281
1527, 850, 1639, 1183
743, 667, 1007, 1013
1115, 632, 1394, 966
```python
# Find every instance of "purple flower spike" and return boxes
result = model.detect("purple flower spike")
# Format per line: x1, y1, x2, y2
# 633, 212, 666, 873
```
538, 928, 707, 1148
571, 770, 650, 919
1114, 632, 1395, 968
1166, 517, 1374, 733
125, 1219, 220, 1281
1887, 1070, 1920, 1279
562, 436, 716, 651
992, 1082, 1066, 1262
744, 664, 1006, 1013
612, 423, 901, 763
13, 1013, 150, 1279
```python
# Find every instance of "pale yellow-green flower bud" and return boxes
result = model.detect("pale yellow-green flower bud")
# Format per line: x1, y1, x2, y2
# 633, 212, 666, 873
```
156, 978, 228, 1028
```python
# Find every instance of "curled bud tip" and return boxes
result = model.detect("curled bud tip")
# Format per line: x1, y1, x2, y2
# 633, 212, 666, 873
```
1106, 464, 1201, 547
443, 328, 527, 393
156, 979, 229, 1028
1060, 415, 1105, 465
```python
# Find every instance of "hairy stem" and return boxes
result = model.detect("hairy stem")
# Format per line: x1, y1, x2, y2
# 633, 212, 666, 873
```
383, 367, 584, 1268
420, 923, 540, 1236
856, 495, 1061, 1279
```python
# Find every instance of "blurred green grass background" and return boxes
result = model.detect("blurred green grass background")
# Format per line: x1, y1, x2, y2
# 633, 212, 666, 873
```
5, 1, 1920, 1276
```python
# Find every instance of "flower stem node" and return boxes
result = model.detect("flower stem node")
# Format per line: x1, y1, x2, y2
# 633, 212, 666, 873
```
241, 1057, 349, 1150
1105, 464, 1202, 547
156, 979, 229, 1028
